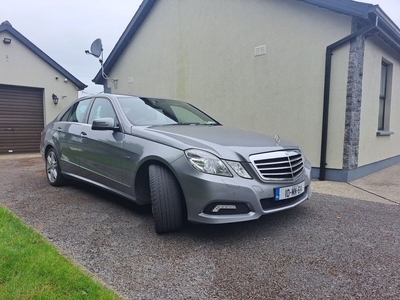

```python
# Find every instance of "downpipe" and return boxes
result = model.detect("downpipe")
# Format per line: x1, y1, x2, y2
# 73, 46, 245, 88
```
319, 17, 378, 181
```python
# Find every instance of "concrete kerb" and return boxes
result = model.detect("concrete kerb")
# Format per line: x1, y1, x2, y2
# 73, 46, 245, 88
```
0, 153, 42, 160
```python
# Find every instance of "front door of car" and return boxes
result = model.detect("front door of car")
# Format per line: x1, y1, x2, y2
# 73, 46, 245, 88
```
57, 99, 91, 175
80, 97, 124, 190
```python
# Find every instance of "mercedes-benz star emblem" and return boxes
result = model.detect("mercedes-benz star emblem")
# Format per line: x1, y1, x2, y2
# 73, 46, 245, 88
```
275, 134, 281, 145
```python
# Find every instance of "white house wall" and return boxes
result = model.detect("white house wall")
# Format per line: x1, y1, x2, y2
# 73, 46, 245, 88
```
108, 0, 353, 168
359, 37, 400, 166
0, 32, 79, 125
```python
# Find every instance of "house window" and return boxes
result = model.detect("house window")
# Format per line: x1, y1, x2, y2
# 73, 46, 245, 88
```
377, 60, 393, 135
378, 62, 388, 130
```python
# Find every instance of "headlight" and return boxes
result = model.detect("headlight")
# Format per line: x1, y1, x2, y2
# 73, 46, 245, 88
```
226, 161, 252, 179
185, 149, 232, 177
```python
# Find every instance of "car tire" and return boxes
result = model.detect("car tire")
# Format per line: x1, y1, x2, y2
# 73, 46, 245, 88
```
45, 148, 66, 187
149, 164, 183, 233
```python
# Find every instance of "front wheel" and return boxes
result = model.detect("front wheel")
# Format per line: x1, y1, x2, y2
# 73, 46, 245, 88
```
45, 148, 66, 186
149, 165, 183, 233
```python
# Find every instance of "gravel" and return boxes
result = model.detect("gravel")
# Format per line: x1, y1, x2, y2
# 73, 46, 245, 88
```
1, 156, 399, 299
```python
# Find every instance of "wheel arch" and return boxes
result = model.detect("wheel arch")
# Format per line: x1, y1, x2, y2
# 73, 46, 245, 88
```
43, 140, 61, 158
44, 143, 54, 157
134, 159, 187, 214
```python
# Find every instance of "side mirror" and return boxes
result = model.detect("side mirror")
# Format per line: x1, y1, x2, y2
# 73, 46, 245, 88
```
92, 117, 119, 131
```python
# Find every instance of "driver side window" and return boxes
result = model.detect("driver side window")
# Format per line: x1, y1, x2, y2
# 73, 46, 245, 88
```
88, 98, 117, 124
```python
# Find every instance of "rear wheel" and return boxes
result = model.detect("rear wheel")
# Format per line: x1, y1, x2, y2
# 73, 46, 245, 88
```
45, 148, 66, 186
149, 165, 183, 233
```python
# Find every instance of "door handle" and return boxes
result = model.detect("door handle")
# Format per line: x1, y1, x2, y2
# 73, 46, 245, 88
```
57, 127, 62, 132
80, 132, 87, 138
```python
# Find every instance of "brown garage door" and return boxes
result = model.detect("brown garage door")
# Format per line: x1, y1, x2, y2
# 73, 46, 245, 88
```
0, 84, 44, 154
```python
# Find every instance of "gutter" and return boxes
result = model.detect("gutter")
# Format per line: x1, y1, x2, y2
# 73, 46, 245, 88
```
319, 16, 378, 181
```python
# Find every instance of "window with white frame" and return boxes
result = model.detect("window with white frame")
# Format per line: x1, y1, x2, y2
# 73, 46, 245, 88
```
378, 60, 392, 133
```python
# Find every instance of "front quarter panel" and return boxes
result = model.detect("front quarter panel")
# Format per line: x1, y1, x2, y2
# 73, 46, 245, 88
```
121, 132, 184, 201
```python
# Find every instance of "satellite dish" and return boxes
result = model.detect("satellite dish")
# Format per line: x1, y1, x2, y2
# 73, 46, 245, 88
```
85, 38, 118, 88
90, 38, 103, 58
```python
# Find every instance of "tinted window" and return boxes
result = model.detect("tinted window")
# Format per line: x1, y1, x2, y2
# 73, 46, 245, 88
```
60, 107, 72, 121
67, 99, 91, 123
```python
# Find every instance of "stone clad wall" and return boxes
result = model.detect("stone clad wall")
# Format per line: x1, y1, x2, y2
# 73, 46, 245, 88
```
343, 18, 366, 170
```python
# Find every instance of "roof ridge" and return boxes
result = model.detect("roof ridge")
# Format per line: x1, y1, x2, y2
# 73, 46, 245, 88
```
1, 20, 12, 26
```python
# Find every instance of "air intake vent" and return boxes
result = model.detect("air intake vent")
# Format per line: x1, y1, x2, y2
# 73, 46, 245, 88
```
250, 150, 304, 181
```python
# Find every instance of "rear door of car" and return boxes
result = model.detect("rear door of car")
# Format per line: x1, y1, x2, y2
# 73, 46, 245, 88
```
57, 98, 91, 175
80, 97, 124, 190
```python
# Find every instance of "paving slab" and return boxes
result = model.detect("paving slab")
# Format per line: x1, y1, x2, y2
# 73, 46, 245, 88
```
312, 163, 400, 205
351, 163, 400, 205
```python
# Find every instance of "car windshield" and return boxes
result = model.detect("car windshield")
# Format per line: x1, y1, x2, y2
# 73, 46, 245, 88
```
116, 96, 220, 126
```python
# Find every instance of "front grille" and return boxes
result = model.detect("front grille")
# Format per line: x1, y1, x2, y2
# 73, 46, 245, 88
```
203, 202, 251, 215
260, 193, 304, 211
250, 150, 304, 181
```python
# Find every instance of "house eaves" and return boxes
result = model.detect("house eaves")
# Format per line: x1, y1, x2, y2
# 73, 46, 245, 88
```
299, 0, 400, 54
372, 6, 400, 54
93, 0, 156, 85
298, 0, 376, 19
93, 0, 400, 86
0, 22, 87, 91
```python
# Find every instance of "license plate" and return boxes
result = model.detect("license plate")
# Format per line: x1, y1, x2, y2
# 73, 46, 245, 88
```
274, 181, 305, 201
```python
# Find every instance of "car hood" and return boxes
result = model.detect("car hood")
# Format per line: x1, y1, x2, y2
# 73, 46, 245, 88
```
135, 125, 300, 162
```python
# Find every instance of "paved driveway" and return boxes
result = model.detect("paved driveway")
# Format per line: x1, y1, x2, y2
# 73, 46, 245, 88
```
1, 155, 399, 299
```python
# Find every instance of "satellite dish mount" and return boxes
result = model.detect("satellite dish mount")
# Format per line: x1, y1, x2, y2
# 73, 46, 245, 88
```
85, 38, 118, 89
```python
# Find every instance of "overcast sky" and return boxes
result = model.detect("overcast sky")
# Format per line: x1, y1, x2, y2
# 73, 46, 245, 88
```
1, 0, 400, 96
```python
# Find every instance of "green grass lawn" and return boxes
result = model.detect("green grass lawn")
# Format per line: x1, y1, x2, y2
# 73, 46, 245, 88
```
0, 206, 119, 300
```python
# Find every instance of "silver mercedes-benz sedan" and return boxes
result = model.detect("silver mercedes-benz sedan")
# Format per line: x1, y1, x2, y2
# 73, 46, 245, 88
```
40, 93, 312, 233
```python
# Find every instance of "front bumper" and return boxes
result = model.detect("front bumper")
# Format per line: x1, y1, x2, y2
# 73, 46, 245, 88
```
171, 156, 312, 224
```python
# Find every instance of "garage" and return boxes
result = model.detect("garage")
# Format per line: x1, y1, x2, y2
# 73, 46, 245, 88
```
1, 22, 87, 155
0, 84, 44, 154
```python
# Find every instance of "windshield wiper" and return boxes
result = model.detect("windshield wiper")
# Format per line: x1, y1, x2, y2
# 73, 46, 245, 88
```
170, 121, 219, 126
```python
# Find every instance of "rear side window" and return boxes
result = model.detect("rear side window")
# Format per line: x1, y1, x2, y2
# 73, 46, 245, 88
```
60, 107, 72, 121
66, 99, 91, 123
